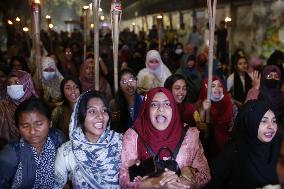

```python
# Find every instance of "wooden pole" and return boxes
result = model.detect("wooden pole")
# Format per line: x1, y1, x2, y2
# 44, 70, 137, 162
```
206, 0, 217, 122
93, 0, 100, 91
32, 0, 43, 94
157, 15, 163, 52
111, 0, 122, 93
83, 6, 88, 62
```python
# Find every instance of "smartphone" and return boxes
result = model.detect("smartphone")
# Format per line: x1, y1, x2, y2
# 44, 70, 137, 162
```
128, 157, 157, 181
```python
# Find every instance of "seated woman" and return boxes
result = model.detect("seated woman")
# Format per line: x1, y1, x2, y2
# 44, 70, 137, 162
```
175, 54, 202, 103
0, 70, 38, 149
209, 100, 280, 189
0, 63, 11, 101
198, 76, 233, 156
80, 58, 113, 101
110, 68, 143, 133
227, 55, 252, 108
35, 57, 64, 109
164, 74, 197, 127
0, 98, 65, 188
246, 65, 283, 122
54, 91, 122, 188
120, 87, 211, 189
52, 75, 82, 139
9, 56, 30, 72
137, 50, 172, 95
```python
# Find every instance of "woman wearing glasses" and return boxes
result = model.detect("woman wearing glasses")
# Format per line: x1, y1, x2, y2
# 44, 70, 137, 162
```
110, 68, 143, 133
246, 65, 283, 123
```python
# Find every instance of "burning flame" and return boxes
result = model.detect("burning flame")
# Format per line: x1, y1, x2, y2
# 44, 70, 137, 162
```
23, 27, 29, 32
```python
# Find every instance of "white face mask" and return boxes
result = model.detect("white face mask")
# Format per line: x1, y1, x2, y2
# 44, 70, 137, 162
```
175, 49, 183, 54
43, 71, 56, 81
210, 93, 224, 102
7, 85, 25, 100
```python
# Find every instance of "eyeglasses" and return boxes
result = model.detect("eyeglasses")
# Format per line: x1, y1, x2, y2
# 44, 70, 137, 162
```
150, 101, 171, 110
265, 73, 280, 80
120, 78, 137, 85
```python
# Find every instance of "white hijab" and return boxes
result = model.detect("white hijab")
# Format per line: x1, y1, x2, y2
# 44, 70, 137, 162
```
137, 50, 172, 93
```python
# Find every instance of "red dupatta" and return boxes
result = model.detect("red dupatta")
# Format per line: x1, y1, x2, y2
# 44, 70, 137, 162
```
134, 87, 184, 161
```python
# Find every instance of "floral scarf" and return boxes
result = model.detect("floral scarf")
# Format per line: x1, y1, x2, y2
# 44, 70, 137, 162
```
11, 133, 61, 189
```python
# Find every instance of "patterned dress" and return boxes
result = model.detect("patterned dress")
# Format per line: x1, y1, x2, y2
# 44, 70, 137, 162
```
54, 91, 123, 189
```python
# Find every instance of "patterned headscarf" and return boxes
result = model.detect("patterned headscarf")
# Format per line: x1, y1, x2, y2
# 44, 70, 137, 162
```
41, 57, 63, 100
10, 70, 38, 105
69, 91, 122, 188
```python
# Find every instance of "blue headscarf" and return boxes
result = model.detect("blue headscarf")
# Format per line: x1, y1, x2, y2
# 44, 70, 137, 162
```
69, 91, 122, 188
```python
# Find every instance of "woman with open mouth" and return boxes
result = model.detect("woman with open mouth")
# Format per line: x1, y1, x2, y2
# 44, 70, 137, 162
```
54, 90, 122, 189
120, 87, 210, 189
52, 75, 82, 139
209, 100, 280, 189
198, 76, 233, 157
164, 74, 197, 127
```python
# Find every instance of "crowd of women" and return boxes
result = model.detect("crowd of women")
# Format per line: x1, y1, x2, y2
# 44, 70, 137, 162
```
0, 27, 283, 189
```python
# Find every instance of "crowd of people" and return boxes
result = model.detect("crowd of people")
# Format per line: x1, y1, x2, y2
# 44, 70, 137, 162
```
0, 22, 283, 189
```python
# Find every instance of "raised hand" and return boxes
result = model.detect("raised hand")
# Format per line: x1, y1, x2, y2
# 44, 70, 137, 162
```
252, 70, 261, 90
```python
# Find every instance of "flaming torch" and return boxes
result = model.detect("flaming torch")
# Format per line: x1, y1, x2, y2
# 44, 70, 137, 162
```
111, 0, 122, 93
82, 5, 89, 62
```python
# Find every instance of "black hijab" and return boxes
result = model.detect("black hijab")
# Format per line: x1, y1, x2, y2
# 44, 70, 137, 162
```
259, 65, 283, 119
267, 50, 284, 80
231, 100, 280, 188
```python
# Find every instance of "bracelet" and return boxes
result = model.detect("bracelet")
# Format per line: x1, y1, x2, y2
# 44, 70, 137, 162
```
181, 174, 194, 183
181, 169, 196, 183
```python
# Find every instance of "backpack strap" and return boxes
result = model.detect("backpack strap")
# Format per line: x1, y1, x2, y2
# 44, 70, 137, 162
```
132, 127, 156, 157
172, 125, 190, 159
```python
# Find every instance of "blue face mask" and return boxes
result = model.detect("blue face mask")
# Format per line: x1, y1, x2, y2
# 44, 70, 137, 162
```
7, 85, 25, 100
210, 93, 224, 102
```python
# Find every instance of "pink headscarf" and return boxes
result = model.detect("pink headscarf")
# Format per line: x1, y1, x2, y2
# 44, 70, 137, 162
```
10, 70, 38, 105
80, 58, 109, 93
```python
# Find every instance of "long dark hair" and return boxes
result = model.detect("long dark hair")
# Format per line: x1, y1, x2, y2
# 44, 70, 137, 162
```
233, 55, 252, 103
60, 75, 83, 106
164, 74, 189, 103
78, 90, 110, 128
112, 68, 137, 131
